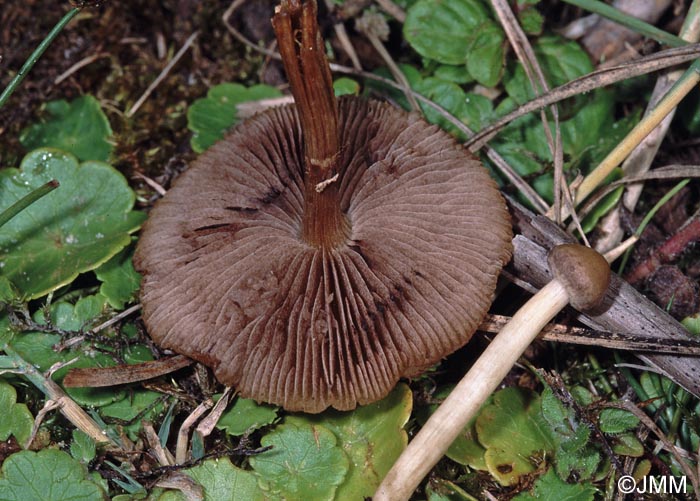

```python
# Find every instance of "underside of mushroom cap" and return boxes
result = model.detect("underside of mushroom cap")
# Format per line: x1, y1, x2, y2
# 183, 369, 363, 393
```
134, 96, 512, 413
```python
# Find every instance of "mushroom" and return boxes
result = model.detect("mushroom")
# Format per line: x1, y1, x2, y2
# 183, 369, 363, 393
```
133, 0, 512, 413
375, 243, 611, 500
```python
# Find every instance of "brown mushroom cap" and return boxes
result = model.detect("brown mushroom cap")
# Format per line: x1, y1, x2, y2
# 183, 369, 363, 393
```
134, 97, 512, 413
547, 243, 611, 311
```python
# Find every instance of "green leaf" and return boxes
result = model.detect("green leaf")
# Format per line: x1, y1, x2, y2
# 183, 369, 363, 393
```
70, 429, 97, 464
184, 458, 270, 501
0, 449, 107, 501
518, 7, 544, 35
465, 22, 504, 88
504, 35, 593, 105
0, 275, 18, 305
216, 397, 278, 436
512, 469, 597, 501
404, 0, 491, 65
99, 389, 165, 440
0, 380, 34, 446
433, 65, 474, 84
0, 148, 146, 299
187, 83, 283, 153
333, 77, 360, 96
415, 78, 494, 138
598, 408, 640, 434
250, 417, 349, 501
94, 244, 141, 309
8, 293, 155, 409
476, 388, 555, 486
19, 96, 113, 163
306, 383, 412, 499
611, 433, 644, 457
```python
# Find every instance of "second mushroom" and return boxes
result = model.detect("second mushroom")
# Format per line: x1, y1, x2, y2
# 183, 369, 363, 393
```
134, 0, 512, 413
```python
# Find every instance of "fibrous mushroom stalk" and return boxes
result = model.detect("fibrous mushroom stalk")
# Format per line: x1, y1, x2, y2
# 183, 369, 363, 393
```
376, 244, 611, 500
272, 0, 349, 248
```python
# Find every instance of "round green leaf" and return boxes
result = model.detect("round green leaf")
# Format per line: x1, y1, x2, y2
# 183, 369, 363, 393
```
307, 383, 412, 499
513, 469, 597, 501
0, 380, 34, 446
404, 0, 491, 65
187, 83, 282, 153
94, 244, 142, 309
250, 417, 349, 501
333, 77, 360, 96
20, 95, 114, 163
185, 458, 270, 501
599, 408, 640, 434
216, 397, 278, 436
476, 388, 555, 486
0, 449, 106, 501
0, 149, 145, 299
465, 22, 504, 88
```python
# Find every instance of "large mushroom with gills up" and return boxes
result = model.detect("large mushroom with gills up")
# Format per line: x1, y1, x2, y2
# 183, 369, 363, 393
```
133, 0, 512, 413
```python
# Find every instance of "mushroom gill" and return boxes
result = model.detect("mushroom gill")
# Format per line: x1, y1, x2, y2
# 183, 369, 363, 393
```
134, 0, 512, 413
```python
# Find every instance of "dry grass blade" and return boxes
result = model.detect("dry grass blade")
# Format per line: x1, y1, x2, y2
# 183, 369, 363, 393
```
573, 165, 700, 226
491, 0, 565, 221
465, 43, 700, 151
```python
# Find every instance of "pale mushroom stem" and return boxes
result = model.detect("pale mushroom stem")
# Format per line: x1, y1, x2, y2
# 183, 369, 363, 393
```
272, 0, 349, 248
375, 280, 570, 501
376, 244, 611, 500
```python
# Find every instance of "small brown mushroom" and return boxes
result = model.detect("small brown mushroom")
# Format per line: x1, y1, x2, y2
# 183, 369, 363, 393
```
133, 0, 512, 413
376, 243, 611, 500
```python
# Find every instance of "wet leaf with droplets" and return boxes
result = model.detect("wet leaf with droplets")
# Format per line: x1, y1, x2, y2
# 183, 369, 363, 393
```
0, 148, 145, 299
19, 95, 114, 163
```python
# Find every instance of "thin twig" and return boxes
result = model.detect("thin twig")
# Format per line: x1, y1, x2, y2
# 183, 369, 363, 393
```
127, 32, 199, 117
54, 52, 110, 85
479, 314, 700, 354
195, 387, 234, 437
25, 399, 60, 449
57, 303, 142, 350
323, 0, 362, 70
176, 399, 213, 464
374, 0, 405, 22
3, 345, 118, 446
491, 0, 564, 221
465, 44, 700, 151
363, 31, 419, 111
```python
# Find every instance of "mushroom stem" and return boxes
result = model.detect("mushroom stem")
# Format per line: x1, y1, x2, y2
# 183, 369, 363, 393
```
374, 281, 568, 501
375, 244, 611, 501
272, 0, 349, 248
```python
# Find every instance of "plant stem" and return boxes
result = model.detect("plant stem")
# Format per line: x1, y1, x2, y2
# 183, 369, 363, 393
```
0, 180, 59, 229
561, 0, 686, 48
0, 8, 80, 110
617, 178, 690, 273
375, 280, 569, 501
3, 344, 116, 446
